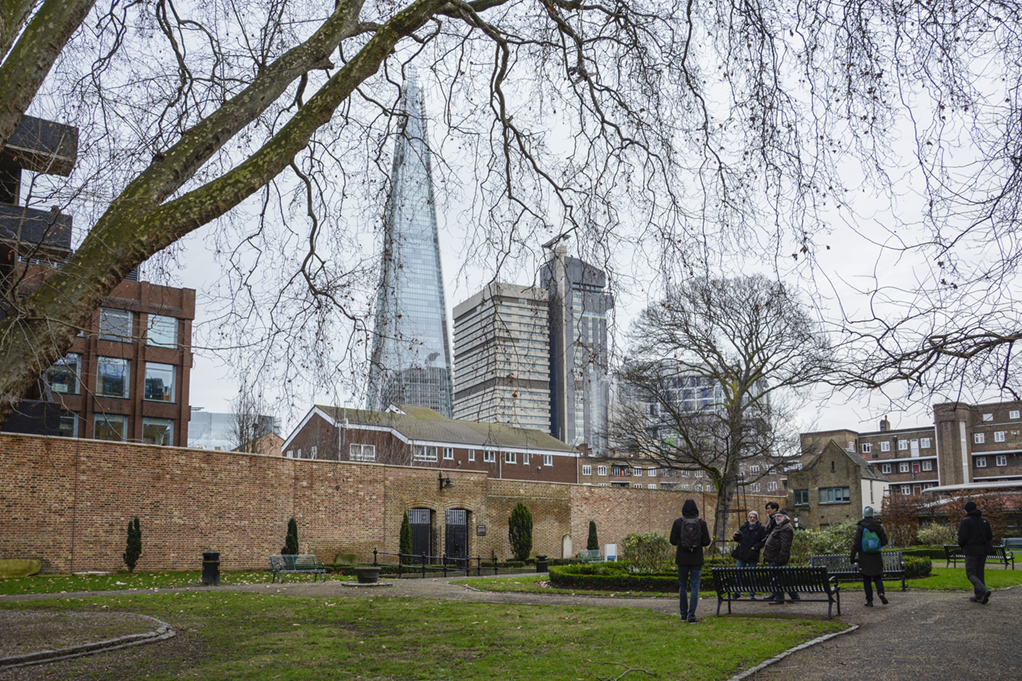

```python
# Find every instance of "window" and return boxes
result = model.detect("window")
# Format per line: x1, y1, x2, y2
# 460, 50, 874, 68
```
99, 308, 132, 341
598, 483, 609, 487
95, 413, 127, 441
310, 446, 318, 458
45, 354, 81, 395
681, 470, 691, 478
632, 468, 642, 477
97, 357, 130, 398
975, 456, 987, 468
900, 485, 911, 495
582, 465, 592, 476
648, 484, 657, 489
922, 460, 933, 471
996, 455, 1008, 467
880, 441, 890, 452
921, 438, 931, 449
597, 465, 607, 476
794, 489, 809, 506
983, 413, 994, 422
544, 454, 553, 467
146, 315, 178, 348
483, 450, 496, 463
1011, 410, 1020, 420
350, 444, 375, 462
413, 445, 438, 462
898, 439, 909, 451
144, 362, 175, 402
861, 443, 872, 454
899, 462, 910, 473
522, 453, 530, 465
505, 451, 516, 464
881, 463, 892, 474
633, 483, 642, 489
750, 483, 761, 493
681, 484, 691, 491
750, 465, 760, 474
468, 449, 476, 462
648, 467, 658, 476
767, 481, 778, 492
443, 447, 455, 460
819, 487, 851, 504
286, 450, 293, 458
142, 417, 173, 446
974, 432, 985, 444
994, 431, 1005, 443
59, 413, 78, 438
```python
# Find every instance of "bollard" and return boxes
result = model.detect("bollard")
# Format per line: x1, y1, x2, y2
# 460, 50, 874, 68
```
536, 554, 548, 572
202, 551, 220, 586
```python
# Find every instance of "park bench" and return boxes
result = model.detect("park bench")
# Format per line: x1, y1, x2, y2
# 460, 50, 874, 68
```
578, 549, 604, 563
1002, 538, 1022, 550
712, 566, 841, 619
943, 545, 1016, 570
269, 554, 327, 582
809, 552, 906, 591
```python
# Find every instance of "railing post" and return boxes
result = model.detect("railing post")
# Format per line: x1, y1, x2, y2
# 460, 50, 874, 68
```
421, 553, 426, 578
373, 548, 378, 566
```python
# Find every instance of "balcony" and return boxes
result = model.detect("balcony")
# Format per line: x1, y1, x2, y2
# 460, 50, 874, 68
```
0, 202, 72, 259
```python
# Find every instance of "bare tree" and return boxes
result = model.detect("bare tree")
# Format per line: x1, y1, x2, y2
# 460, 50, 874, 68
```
230, 377, 272, 453
611, 275, 833, 544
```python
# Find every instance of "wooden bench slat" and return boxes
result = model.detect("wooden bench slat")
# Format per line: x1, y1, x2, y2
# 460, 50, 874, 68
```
944, 545, 1015, 570
711, 566, 840, 619
808, 552, 907, 591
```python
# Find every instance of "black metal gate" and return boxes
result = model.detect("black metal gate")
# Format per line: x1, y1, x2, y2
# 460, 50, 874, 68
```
408, 508, 431, 559
445, 509, 468, 564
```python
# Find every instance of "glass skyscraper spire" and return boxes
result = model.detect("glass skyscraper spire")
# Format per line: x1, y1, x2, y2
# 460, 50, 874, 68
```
367, 75, 454, 417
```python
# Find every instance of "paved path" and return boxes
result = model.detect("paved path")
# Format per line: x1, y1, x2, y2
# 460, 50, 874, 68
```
2, 576, 1019, 680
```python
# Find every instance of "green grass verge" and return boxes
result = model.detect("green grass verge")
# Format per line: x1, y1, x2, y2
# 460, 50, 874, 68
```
0, 592, 845, 680
0, 571, 349, 596
906, 567, 1022, 591
454, 574, 723, 598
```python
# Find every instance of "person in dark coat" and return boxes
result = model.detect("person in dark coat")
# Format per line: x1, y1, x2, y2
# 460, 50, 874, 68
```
669, 498, 712, 623
850, 506, 889, 606
958, 500, 994, 604
732, 510, 767, 598
762, 510, 799, 603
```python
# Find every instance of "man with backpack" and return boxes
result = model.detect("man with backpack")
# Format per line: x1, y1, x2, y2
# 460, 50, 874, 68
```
850, 506, 889, 606
670, 499, 712, 623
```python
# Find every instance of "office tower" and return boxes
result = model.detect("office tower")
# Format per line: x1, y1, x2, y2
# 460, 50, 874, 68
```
366, 75, 454, 417
453, 282, 551, 432
540, 246, 614, 453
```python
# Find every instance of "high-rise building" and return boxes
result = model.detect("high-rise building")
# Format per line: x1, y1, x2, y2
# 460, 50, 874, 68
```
452, 282, 551, 432
366, 76, 454, 417
540, 246, 614, 453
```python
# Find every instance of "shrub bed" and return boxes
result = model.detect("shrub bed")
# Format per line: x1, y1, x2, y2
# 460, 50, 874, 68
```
903, 556, 932, 579
549, 560, 726, 593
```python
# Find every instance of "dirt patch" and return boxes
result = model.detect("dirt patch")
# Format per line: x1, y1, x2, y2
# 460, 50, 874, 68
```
0, 610, 157, 658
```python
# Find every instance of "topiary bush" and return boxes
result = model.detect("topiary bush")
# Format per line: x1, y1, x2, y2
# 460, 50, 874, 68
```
281, 517, 299, 555
548, 558, 728, 593
400, 512, 413, 558
587, 520, 599, 551
621, 532, 672, 573
904, 556, 933, 579
123, 516, 142, 573
508, 502, 533, 561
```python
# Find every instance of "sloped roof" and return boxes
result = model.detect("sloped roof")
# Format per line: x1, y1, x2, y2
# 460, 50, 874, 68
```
313, 404, 578, 454
804, 440, 889, 481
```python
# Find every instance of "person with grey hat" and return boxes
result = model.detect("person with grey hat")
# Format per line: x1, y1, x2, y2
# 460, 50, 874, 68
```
958, 500, 994, 603
762, 510, 799, 604
850, 506, 889, 606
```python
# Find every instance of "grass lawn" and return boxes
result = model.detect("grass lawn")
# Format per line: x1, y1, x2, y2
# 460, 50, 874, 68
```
0, 592, 846, 680
0, 570, 346, 596
906, 567, 1022, 591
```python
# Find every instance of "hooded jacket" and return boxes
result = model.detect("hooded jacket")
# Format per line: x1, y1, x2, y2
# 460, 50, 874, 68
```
670, 499, 712, 566
958, 507, 994, 557
850, 516, 889, 577
732, 520, 767, 564
761, 514, 794, 565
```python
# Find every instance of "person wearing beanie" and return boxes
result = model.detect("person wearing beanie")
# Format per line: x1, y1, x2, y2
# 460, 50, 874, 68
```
731, 510, 767, 599
762, 509, 799, 604
958, 500, 994, 603
850, 506, 889, 606
669, 499, 711, 623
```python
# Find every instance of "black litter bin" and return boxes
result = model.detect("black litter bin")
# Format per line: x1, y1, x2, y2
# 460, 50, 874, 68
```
202, 551, 220, 586
536, 554, 548, 572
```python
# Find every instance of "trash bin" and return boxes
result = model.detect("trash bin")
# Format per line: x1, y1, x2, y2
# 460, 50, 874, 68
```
202, 551, 220, 586
536, 554, 548, 572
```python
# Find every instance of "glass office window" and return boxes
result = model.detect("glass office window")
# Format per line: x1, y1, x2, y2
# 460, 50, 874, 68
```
144, 363, 175, 402
147, 314, 178, 348
95, 413, 127, 441
45, 353, 81, 394
142, 417, 174, 446
99, 308, 132, 341
59, 413, 78, 438
97, 357, 130, 398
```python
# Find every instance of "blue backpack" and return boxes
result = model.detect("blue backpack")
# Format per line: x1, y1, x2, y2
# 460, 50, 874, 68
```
862, 527, 882, 554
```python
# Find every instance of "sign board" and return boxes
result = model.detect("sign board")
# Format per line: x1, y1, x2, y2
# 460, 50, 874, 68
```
476, 525, 486, 536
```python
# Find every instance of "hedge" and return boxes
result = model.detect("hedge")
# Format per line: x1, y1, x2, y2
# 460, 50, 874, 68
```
549, 560, 726, 593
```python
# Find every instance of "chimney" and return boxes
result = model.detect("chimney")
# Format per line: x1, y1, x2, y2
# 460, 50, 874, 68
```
879, 417, 890, 432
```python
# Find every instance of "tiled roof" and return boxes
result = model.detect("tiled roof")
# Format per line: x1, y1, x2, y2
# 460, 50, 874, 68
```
315, 404, 578, 453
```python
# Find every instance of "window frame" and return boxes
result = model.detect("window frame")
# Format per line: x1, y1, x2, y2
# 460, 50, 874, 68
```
413, 445, 438, 462
974, 432, 986, 444
504, 451, 516, 464
45, 353, 81, 395
582, 464, 592, 476
793, 489, 809, 506
880, 441, 890, 452
543, 454, 553, 467
996, 455, 1008, 467
144, 362, 176, 402
994, 431, 1006, 443
975, 456, 987, 468
861, 442, 872, 454
141, 417, 174, 446
96, 357, 130, 398
146, 314, 178, 348
818, 486, 851, 505
350, 444, 376, 462
94, 413, 128, 441
597, 465, 607, 476
881, 463, 892, 474
99, 307, 133, 342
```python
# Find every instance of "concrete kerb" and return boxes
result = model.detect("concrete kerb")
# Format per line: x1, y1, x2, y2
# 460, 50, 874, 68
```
0, 614, 175, 670
725, 624, 859, 681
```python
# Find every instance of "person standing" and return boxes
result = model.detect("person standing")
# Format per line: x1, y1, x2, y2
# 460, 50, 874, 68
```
670, 498, 712, 623
850, 506, 889, 606
762, 510, 799, 604
958, 500, 994, 604
763, 501, 780, 535
732, 510, 767, 599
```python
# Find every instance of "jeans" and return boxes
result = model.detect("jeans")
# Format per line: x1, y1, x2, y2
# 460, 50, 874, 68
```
735, 559, 757, 596
863, 575, 885, 602
768, 561, 799, 602
677, 564, 702, 619
965, 555, 988, 597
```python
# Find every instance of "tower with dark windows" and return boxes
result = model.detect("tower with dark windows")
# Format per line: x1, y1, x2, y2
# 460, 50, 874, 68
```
367, 75, 454, 417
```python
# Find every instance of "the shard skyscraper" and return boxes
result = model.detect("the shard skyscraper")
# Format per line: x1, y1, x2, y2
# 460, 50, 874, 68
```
366, 76, 454, 417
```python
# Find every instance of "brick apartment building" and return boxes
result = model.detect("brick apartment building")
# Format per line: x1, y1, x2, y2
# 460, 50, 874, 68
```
283, 404, 580, 483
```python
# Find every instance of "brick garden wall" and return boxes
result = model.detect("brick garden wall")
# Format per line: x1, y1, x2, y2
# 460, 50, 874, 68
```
0, 434, 783, 573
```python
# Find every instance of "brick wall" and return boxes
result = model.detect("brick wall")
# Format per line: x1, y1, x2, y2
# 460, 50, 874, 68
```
0, 433, 783, 573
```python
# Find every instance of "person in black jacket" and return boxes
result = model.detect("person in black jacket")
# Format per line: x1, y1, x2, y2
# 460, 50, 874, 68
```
850, 506, 889, 606
762, 510, 799, 603
669, 498, 712, 623
958, 500, 994, 604
732, 510, 767, 598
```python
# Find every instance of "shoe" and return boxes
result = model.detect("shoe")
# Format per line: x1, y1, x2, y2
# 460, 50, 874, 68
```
982, 590, 991, 604
879, 594, 888, 605
768, 599, 784, 605
788, 595, 801, 601
969, 596, 980, 603
733, 593, 741, 600
680, 612, 688, 621
864, 601, 873, 607
688, 617, 699, 624
749, 594, 757, 600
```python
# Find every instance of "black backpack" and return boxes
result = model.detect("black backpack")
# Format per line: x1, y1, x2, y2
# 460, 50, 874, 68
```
679, 517, 702, 551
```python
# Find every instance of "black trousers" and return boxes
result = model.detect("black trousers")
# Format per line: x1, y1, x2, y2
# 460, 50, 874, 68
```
863, 574, 884, 602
